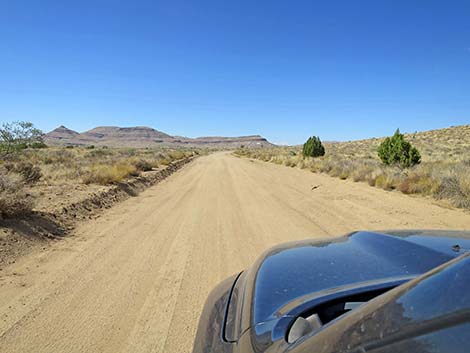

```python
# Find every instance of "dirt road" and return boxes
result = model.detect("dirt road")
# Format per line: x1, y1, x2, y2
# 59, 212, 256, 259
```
1, 152, 469, 353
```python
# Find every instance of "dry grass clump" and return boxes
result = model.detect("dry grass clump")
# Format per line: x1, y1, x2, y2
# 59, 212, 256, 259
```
15, 162, 43, 184
350, 163, 377, 183
433, 163, 470, 208
234, 125, 470, 209
0, 171, 34, 218
131, 158, 155, 172
168, 150, 186, 160
398, 172, 437, 195
284, 159, 297, 167
374, 173, 398, 191
83, 162, 138, 185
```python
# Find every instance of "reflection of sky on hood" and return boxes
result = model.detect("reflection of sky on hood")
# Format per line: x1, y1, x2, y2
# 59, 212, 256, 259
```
404, 235, 470, 257
377, 323, 470, 353
254, 232, 453, 323
398, 257, 470, 322
416, 323, 470, 353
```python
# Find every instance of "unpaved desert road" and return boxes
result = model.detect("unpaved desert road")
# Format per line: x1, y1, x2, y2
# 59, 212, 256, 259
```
0, 152, 469, 353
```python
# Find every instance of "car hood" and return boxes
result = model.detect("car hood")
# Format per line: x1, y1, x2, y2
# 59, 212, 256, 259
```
227, 230, 470, 346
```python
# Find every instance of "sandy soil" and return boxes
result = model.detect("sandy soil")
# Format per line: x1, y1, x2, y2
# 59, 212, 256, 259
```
0, 152, 469, 353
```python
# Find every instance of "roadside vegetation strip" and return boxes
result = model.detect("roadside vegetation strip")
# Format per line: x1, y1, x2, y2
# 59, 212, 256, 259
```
0, 145, 203, 219
54, 156, 196, 227
0, 156, 196, 268
234, 126, 470, 210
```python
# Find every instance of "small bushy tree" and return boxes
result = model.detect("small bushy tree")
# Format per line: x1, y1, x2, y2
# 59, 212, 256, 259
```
378, 129, 421, 168
0, 121, 44, 157
302, 136, 325, 157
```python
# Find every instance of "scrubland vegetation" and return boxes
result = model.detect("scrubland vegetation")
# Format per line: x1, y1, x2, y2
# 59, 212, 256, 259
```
0, 146, 199, 218
0, 122, 202, 218
236, 125, 470, 209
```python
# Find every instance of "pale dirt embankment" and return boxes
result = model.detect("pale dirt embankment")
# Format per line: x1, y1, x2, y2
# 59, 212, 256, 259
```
0, 152, 469, 353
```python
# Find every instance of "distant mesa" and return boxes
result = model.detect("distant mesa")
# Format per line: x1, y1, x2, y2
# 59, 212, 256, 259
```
44, 125, 273, 148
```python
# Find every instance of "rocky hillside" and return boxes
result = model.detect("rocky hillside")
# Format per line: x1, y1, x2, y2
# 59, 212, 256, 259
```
44, 125, 273, 148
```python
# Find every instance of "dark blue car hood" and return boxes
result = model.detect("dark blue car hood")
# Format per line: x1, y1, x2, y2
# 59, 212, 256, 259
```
228, 230, 470, 345
253, 231, 470, 325
193, 230, 470, 353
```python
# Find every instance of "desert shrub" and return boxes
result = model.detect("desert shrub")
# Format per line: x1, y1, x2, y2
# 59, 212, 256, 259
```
350, 162, 377, 182
352, 170, 367, 182
262, 155, 271, 162
365, 168, 384, 187
375, 174, 393, 190
374, 170, 402, 191
310, 163, 322, 173
374, 174, 386, 189
329, 161, 351, 179
378, 129, 421, 168
284, 159, 297, 167
302, 136, 325, 158
0, 172, 34, 218
30, 141, 48, 149
15, 162, 43, 184
338, 170, 349, 180
168, 150, 186, 160
334, 171, 347, 180
398, 173, 437, 195
87, 148, 113, 158
434, 168, 470, 208
367, 176, 377, 186
132, 158, 154, 172
83, 163, 138, 185
120, 148, 137, 157
317, 159, 334, 173
43, 149, 75, 165
301, 158, 315, 170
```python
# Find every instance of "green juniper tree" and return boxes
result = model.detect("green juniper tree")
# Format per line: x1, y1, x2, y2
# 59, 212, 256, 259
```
378, 129, 421, 168
302, 136, 325, 157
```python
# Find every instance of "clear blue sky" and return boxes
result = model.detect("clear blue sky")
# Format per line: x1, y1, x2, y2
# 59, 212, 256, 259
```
1, 1, 469, 144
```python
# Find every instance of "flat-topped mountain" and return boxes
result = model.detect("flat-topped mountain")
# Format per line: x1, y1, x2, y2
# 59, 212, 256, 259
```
44, 125, 272, 148
82, 126, 173, 140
